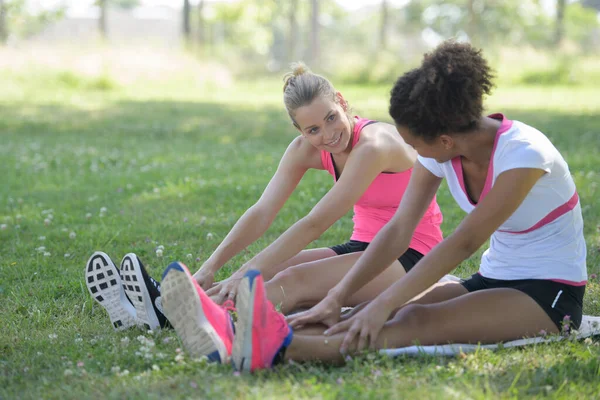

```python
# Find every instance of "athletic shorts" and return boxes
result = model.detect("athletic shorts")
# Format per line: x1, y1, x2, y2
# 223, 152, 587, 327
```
461, 273, 585, 331
329, 240, 424, 273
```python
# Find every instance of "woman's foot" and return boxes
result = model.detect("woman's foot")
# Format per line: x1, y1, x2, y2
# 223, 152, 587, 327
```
85, 251, 138, 330
233, 270, 293, 372
161, 262, 234, 363
120, 253, 170, 330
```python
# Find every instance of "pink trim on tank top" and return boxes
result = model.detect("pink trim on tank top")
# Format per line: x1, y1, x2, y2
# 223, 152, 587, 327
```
452, 113, 513, 205
498, 191, 579, 234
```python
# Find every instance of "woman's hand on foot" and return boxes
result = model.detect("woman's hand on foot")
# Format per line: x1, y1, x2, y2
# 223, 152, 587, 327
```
286, 294, 342, 329
325, 300, 392, 354
194, 268, 215, 291
205, 274, 243, 304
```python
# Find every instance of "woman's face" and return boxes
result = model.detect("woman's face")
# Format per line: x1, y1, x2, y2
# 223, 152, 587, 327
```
396, 124, 454, 163
293, 94, 353, 154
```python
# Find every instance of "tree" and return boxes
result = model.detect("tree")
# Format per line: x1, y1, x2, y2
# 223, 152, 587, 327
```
288, 0, 298, 62
97, 0, 107, 40
197, 0, 205, 47
113, 0, 139, 9
555, 0, 566, 45
379, 0, 388, 50
310, 0, 319, 65
582, 0, 600, 11
183, 0, 191, 41
0, 0, 65, 43
0, 0, 7, 44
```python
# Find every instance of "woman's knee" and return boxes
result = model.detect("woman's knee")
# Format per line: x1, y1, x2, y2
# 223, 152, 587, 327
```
391, 304, 432, 330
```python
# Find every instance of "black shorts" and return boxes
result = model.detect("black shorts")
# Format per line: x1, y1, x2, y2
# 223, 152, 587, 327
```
329, 240, 423, 273
461, 273, 585, 332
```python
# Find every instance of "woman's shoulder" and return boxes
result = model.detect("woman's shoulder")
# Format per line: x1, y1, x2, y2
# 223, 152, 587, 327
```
285, 135, 324, 169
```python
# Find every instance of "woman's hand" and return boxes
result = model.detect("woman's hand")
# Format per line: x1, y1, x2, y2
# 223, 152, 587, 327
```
193, 268, 215, 291
286, 294, 343, 329
325, 300, 393, 354
205, 273, 244, 304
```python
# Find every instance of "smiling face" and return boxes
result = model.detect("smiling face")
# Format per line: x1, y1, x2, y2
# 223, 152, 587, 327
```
293, 94, 353, 154
395, 124, 456, 163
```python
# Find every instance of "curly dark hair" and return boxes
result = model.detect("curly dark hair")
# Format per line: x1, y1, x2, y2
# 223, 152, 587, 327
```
389, 40, 495, 142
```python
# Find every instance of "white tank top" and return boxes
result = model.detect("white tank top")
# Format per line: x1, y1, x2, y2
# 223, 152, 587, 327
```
418, 114, 587, 285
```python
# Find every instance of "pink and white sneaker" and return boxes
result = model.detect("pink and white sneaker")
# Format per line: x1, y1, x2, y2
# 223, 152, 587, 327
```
161, 262, 234, 363
233, 270, 293, 372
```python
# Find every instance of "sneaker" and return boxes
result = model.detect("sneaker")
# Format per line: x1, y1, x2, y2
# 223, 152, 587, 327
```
161, 261, 234, 363
233, 270, 293, 372
120, 253, 171, 330
85, 251, 138, 331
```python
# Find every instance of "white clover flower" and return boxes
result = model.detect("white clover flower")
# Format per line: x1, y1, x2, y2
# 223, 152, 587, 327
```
153, 188, 160, 193
111, 366, 121, 374
121, 337, 130, 345
206, 232, 213, 240
49, 333, 58, 339
17, 198, 23, 204
186, 253, 193, 259
64, 369, 73, 376
0, 224, 6, 230
100, 207, 107, 213
44, 218, 51, 225
36, 246, 46, 252
43, 252, 51, 257
156, 249, 163, 257
16, 215, 22, 222
175, 354, 185, 363
152, 364, 160, 371
69, 231, 76, 239
39, 236, 46, 241
64, 253, 71, 258
85, 213, 92, 220
157, 245, 164, 250
47, 214, 53, 220
75, 338, 83, 343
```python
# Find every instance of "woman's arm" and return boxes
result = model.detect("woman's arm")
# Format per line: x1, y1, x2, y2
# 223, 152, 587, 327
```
326, 167, 546, 351
286, 160, 441, 328
239, 140, 397, 278
194, 137, 318, 282
374, 167, 546, 312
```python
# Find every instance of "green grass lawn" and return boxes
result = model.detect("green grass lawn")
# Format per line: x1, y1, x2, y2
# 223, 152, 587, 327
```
1, 68, 600, 399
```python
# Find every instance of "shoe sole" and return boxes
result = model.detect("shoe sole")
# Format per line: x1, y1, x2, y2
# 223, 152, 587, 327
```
161, 263, 228, 362
120, 253, 161, 330
85, 252, 138, 331
232, 270, 260, 372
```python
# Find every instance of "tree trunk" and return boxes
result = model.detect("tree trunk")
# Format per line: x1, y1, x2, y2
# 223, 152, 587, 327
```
288, 0, 297, 62
310, 0, 319, 66
98, 0, 108, 40
197, 0, 205, 48
379, 0, 388, 51
555, 0, 566, 45
183, 0, 191, 42
0, 0, 7, 45
466, 0, 478, 46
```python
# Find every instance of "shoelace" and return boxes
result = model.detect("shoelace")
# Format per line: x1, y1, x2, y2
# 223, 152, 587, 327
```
222, 299, 237, 313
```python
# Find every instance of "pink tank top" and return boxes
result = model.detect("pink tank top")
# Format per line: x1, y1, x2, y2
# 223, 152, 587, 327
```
320, 117, 443, 256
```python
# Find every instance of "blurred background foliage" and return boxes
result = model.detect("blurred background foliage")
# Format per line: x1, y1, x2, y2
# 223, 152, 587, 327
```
0, 0, 599, 86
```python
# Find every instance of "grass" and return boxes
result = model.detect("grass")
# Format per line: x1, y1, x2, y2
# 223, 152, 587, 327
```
1, 60, 600, 399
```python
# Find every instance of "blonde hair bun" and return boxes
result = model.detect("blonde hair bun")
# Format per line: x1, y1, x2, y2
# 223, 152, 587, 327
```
283, 62, 311, 92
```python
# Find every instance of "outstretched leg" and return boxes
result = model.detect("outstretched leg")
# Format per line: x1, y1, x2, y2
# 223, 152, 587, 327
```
265, 252, 407, 314
284, 288, 558, 363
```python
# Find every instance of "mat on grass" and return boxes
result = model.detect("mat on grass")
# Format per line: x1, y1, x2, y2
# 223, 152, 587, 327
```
380, 315, 600, 357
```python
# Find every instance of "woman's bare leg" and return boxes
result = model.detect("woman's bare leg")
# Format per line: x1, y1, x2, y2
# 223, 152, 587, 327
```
284, 288, 558, 364
261, 248, 337, 281
265, 252, 407, 314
